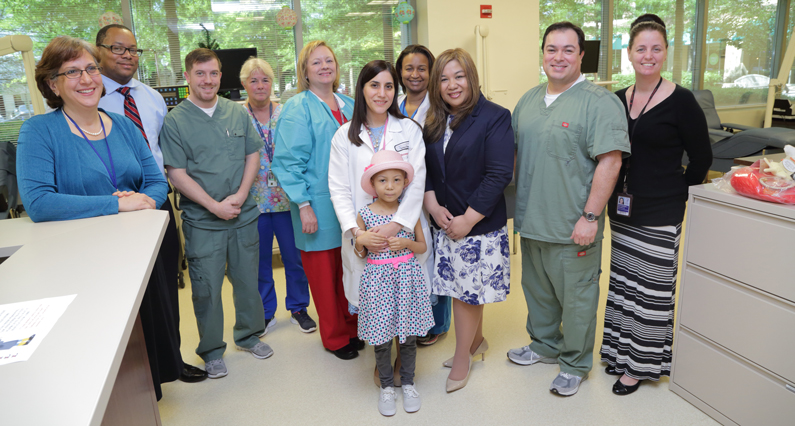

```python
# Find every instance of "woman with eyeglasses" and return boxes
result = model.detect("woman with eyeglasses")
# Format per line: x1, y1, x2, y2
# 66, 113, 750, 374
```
17, 36, 166, 221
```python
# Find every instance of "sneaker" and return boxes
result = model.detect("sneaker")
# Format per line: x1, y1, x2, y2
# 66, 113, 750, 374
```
417, 333, 440, 346
237, 341, 274, 359
550, 372, 587, 396
205, 358, 228, 379
402, 384, 421, 413
258, 317, 277, 338
290, 309, 317, 333
378, 387, 397, 416
506, 345, 558, 366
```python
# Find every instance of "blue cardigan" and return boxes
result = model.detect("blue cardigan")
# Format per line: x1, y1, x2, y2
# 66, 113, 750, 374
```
17, 109, 167, 222
425, 94, 514, 236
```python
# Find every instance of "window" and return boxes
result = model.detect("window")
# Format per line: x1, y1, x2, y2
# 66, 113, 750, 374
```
704, 0, 778, 106
611, 0, 698, 90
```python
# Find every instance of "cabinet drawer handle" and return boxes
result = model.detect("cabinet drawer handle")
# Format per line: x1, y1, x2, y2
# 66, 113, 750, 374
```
787, 384, 795, 394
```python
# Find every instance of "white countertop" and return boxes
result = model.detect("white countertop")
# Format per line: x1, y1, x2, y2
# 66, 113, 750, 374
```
0, 210, 168, 425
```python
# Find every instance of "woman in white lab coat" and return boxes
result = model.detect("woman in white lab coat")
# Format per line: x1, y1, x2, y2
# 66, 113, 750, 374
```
329, 60, 431, 312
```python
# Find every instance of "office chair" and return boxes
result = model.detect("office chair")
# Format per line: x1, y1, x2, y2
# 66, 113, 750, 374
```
0, 141, 19, 219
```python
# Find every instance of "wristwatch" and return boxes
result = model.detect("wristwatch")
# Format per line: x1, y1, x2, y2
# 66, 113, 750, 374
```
582, 211, 599, 222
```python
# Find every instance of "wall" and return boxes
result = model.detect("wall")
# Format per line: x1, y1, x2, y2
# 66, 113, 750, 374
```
415, 0, 538, 112
716, 105, 767, 128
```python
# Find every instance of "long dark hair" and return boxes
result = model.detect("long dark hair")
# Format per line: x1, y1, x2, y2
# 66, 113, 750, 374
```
423, 48, 480, 144
347, 60, 412, 147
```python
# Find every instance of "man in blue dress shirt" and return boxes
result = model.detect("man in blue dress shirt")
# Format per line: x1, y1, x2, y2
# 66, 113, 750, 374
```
96, 24, 208, 387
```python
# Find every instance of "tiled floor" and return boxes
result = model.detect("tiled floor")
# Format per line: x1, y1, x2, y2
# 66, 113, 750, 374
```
158, 222, 718, 425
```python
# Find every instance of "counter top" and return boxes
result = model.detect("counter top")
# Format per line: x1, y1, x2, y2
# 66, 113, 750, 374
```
0, 210, 168, 425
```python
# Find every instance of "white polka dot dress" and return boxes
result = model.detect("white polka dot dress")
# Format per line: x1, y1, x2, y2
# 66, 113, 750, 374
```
357, 205, 434, 346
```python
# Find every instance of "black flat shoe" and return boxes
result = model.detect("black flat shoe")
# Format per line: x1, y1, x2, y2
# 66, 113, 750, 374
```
350, 337, 365, 351
179, 363, 208, 383
329, 343, 359, 360
605, 365, 622, 376
612, 378, 642, 395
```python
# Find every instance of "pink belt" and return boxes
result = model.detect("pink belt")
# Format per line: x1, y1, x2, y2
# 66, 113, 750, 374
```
366, 253, 414, 268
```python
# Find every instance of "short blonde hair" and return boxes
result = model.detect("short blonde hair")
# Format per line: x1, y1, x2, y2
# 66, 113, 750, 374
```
296, 40, 340, 93
239, 56, 276, 96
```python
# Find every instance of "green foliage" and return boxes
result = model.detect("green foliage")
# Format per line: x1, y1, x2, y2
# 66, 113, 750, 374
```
197, 24, 220, 50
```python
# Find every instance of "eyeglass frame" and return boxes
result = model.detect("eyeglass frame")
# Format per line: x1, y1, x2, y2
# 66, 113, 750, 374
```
52, 65, 103, 80
98, 44, 145, 57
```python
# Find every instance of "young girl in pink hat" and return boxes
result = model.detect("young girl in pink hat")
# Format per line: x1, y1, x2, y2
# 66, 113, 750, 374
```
354, 149, 434, 416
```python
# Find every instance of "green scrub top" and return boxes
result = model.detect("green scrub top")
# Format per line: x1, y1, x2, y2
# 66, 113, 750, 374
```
160, 97, 263, 230
512, 80, 630, 244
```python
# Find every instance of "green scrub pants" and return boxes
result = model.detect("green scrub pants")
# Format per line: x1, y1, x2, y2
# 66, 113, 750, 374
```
520, 237, 602, 377
183, 220, 266, 362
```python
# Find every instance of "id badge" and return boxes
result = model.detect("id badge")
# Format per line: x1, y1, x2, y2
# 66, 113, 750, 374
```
616, 193, 633, 217
267, 170, 278, 187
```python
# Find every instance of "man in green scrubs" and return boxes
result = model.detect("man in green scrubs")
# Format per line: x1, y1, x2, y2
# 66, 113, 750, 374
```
161, 48, 269, 379
508, 22, 630, 396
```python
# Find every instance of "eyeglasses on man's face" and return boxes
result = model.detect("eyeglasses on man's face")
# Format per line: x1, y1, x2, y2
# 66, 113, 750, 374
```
99, 44, 144, 57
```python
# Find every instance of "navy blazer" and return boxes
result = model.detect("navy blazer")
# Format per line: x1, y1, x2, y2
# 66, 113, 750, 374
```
425, 94, 514, 237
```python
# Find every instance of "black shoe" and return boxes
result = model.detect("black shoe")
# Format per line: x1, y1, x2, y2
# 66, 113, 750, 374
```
350, 337, 365, 351
179, 363, 208, 383
605, 365, 622, 376
291, 309, 317, 333
612, 378, 642, 395
329, 343, 359, 360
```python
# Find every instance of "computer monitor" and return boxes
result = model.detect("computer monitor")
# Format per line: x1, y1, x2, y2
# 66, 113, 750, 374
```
581, 40, 600, 74
213, 48, 258, 101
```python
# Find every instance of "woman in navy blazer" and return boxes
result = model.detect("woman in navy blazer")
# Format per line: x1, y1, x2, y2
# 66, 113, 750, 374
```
422, 48, 514, 393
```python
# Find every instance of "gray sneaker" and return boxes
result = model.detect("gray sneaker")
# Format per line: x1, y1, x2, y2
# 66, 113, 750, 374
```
237, 341, 274, 359
205, 358, 228, 379
550, 372, 587, 396
258, 317, 277, 337
378, 387, 397, 416
506, 345, 558, 365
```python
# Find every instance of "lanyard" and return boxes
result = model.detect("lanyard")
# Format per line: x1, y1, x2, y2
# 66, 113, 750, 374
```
247, 102, 273, 162
331, 95, 347, 125
63, 110, 118, 191
364, 116, 389, 153
399, 98, 419, 119
622, 77, 663, 193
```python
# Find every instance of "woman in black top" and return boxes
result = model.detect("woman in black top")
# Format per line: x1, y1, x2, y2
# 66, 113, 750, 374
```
599, 14, 712, 396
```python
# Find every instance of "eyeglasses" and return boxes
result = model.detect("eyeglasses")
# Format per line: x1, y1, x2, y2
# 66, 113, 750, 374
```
53, 65, 102, 79
99, 44, 144, 57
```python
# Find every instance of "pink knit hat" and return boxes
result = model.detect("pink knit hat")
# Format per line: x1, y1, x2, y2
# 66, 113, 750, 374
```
360, 150, 414, 197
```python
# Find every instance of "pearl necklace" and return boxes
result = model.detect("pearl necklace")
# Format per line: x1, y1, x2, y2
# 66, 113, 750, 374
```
77, 123, 103, 136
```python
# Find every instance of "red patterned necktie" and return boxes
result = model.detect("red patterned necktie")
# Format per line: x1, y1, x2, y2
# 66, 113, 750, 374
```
116, 86, 150, 149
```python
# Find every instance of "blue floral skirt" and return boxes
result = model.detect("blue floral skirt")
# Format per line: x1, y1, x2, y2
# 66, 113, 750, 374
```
431, 226, 510, 305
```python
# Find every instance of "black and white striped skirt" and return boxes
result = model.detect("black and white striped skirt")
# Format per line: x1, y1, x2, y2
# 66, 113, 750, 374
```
600, 221, 681, 381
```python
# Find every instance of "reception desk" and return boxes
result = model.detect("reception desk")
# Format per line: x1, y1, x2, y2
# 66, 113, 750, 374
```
0, 210, 168, 425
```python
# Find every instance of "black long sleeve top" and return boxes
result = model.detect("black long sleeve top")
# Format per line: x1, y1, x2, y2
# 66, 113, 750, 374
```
608, 85, 713, 226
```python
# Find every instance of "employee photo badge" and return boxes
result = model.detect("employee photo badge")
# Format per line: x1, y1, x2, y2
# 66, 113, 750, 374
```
617, 193, 633, 217
267, 170, 278, 187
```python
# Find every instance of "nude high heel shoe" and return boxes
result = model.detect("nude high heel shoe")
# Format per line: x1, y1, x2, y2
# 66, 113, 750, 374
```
446, 356, 472, 393
442, 337, 489, 368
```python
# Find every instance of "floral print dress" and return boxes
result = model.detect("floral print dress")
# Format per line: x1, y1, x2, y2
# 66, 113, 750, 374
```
432, 226, 511, 305
248, 103, 291, 213
357, 205, 434, 346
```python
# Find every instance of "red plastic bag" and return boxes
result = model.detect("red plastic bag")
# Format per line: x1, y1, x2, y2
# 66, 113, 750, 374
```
729, 160, 795, 204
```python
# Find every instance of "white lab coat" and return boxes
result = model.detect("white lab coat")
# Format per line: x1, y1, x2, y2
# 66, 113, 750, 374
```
397, 93, 430, 126
329, 114, 431, 306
